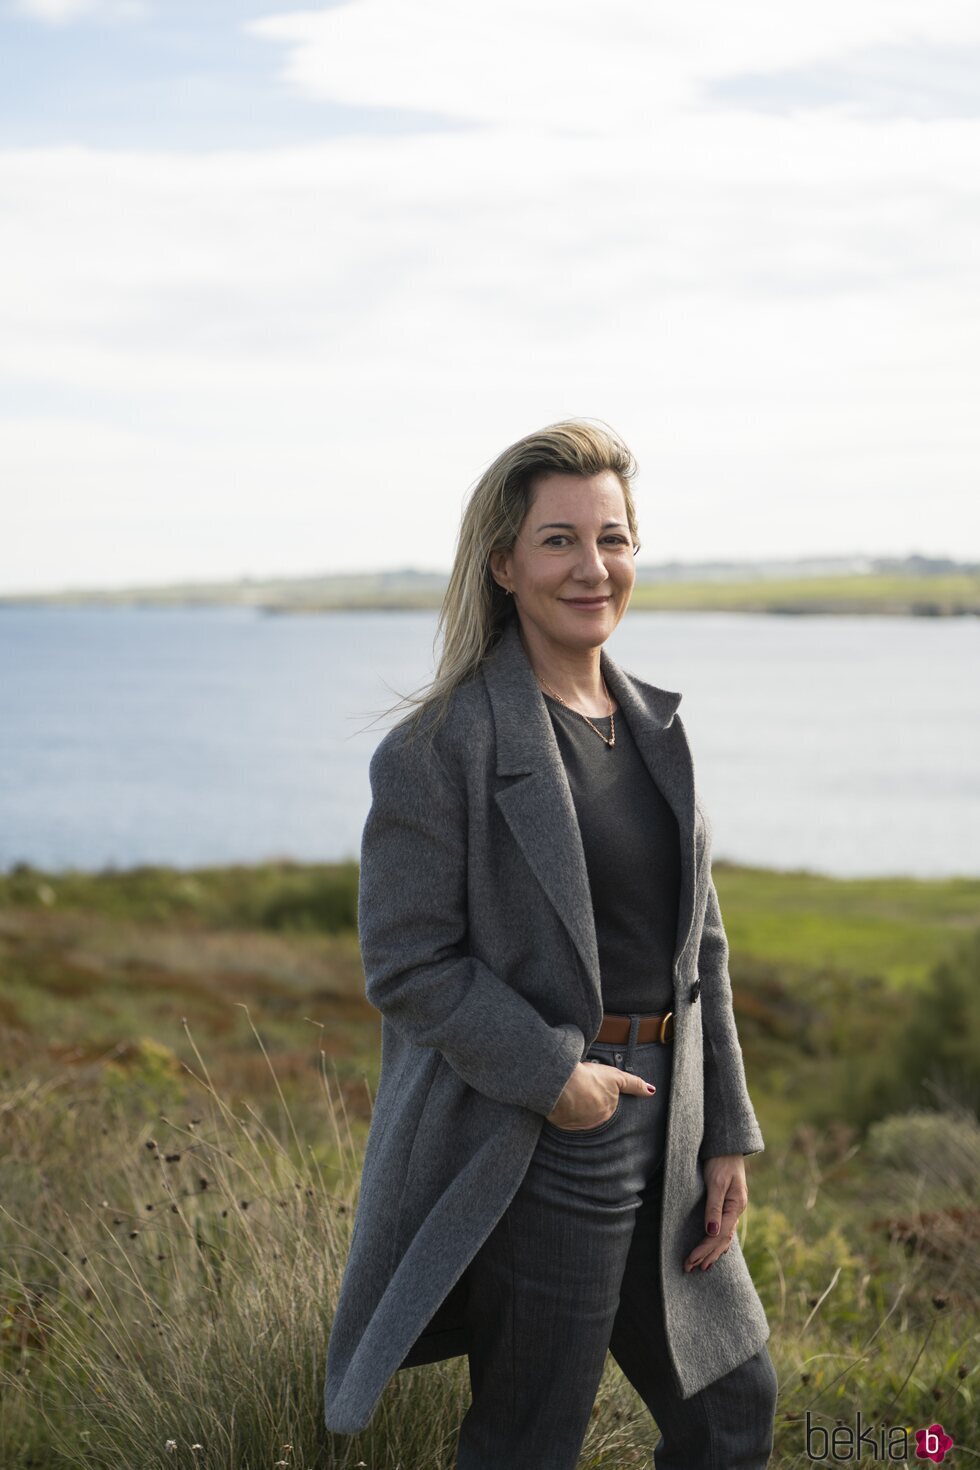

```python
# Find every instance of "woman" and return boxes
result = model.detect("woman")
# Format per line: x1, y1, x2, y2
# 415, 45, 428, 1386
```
324, 419, 778, 1467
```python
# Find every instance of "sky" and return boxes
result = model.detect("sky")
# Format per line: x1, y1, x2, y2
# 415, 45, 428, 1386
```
2, 0, 978, 593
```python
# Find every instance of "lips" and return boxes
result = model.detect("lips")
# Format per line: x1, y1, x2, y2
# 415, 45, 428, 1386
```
562, 597, 611, 607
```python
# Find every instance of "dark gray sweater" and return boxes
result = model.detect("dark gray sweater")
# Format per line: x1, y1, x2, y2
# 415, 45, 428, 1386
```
544, 692, 680, 1013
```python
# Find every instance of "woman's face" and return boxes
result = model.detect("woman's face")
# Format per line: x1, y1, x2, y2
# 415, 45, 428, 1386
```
490, 470, 637, 657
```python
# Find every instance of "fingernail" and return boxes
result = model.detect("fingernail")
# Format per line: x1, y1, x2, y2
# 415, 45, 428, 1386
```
707, 1221, 719, 1235
646, 1084, 656, 1094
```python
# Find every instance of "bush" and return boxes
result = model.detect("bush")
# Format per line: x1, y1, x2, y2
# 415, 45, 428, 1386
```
255, 865, 359, 933
836, 930, 980, 1129
892, 929, 980, 1112
865, 1108, 980, 1194
740, 1203, 860, 1320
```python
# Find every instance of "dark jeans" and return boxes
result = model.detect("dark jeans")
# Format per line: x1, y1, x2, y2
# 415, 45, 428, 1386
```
457, 1031, 777, 1469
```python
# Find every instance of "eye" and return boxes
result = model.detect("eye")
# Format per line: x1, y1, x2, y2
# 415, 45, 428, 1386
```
542, 534, 630, 548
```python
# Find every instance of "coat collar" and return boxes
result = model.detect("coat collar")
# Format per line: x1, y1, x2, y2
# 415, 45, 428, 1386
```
480, 614, 698, 1036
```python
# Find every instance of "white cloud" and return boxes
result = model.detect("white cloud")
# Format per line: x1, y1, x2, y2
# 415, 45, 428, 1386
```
2, 0, 979, 590
248, 0, 980, 129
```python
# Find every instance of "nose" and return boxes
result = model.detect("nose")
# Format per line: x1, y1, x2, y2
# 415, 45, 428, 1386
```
572, 540, 611, 584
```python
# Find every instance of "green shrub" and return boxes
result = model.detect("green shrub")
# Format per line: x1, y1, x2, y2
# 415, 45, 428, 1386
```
254, 865, 359, 933
865, 1108, 980, 1193
835, 930, 980, 1129
740, 1203, 861, 1319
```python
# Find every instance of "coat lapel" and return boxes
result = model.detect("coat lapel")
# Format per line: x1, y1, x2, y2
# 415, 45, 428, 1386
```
480, 615, 697, 1022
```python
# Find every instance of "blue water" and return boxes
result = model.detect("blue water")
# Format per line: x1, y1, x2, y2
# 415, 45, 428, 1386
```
1, 605, 977, 878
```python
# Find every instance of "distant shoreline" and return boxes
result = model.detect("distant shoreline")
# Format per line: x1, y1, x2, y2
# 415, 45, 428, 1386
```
4, 570, 979, 617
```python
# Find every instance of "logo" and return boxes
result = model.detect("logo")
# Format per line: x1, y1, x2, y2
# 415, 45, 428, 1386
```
915, 1424, 953, 1463
804, 1411, 954, 1461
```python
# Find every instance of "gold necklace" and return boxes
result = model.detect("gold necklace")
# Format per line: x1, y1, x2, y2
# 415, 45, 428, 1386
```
539, 675, 616, 747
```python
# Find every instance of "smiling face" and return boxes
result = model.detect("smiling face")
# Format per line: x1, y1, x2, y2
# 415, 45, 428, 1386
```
489, 470, 637, 660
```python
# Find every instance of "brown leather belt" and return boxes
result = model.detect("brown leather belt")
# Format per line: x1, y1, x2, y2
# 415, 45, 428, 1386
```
594, 1009, 674, 1045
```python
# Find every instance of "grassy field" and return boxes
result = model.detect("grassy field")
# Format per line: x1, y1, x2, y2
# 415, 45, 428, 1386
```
256, 571, 980, 615
1, 860, 978, 1467
627, 572, 980, 616
7, 570, 980, 616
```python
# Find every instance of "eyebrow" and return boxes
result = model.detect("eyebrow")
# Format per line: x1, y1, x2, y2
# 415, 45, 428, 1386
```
534, 521, 628, 532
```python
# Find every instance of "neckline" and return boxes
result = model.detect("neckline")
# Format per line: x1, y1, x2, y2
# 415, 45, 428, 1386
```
542, 691, 618, 720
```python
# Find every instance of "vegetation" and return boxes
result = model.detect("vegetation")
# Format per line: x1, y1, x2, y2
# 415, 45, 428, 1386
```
626, 571, 980, 616
4, 567, 979, 616
0, 861, 360, 934
1, 861, 978, 1466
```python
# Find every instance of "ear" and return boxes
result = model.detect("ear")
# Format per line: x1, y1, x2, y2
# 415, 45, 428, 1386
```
488, 547, 511, 592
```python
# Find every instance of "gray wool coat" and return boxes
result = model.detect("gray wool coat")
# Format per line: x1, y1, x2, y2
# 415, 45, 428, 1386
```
323, 612, 770, 1435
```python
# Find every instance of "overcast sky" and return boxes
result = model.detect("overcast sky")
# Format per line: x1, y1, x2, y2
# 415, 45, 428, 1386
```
2, 0, 978, 593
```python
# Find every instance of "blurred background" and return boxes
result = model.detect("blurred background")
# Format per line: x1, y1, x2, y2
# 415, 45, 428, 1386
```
1, 3, 979, 1465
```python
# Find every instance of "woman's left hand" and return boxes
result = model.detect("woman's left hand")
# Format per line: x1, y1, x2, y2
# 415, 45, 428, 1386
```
683, 1154, 748, 1272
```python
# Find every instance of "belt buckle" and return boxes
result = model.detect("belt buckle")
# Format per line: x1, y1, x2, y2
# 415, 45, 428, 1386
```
658, 1010, 674, 1043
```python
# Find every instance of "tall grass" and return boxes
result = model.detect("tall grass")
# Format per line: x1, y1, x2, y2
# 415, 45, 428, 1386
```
2, 1018, 978, 1468
1, 1010, 475, 1469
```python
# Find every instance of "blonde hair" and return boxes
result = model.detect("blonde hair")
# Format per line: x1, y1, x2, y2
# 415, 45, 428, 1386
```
370, 417, 641, 744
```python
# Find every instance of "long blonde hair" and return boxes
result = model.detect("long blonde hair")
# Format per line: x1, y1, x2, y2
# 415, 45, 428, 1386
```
370, 417, 641, 743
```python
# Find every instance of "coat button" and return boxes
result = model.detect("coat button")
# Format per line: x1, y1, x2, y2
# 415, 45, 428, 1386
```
690, 977, 701, 1002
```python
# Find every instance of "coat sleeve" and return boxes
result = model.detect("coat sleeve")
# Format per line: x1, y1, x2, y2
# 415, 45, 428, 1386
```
697, 870, 766, 1160
357, 725, 585, 1117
